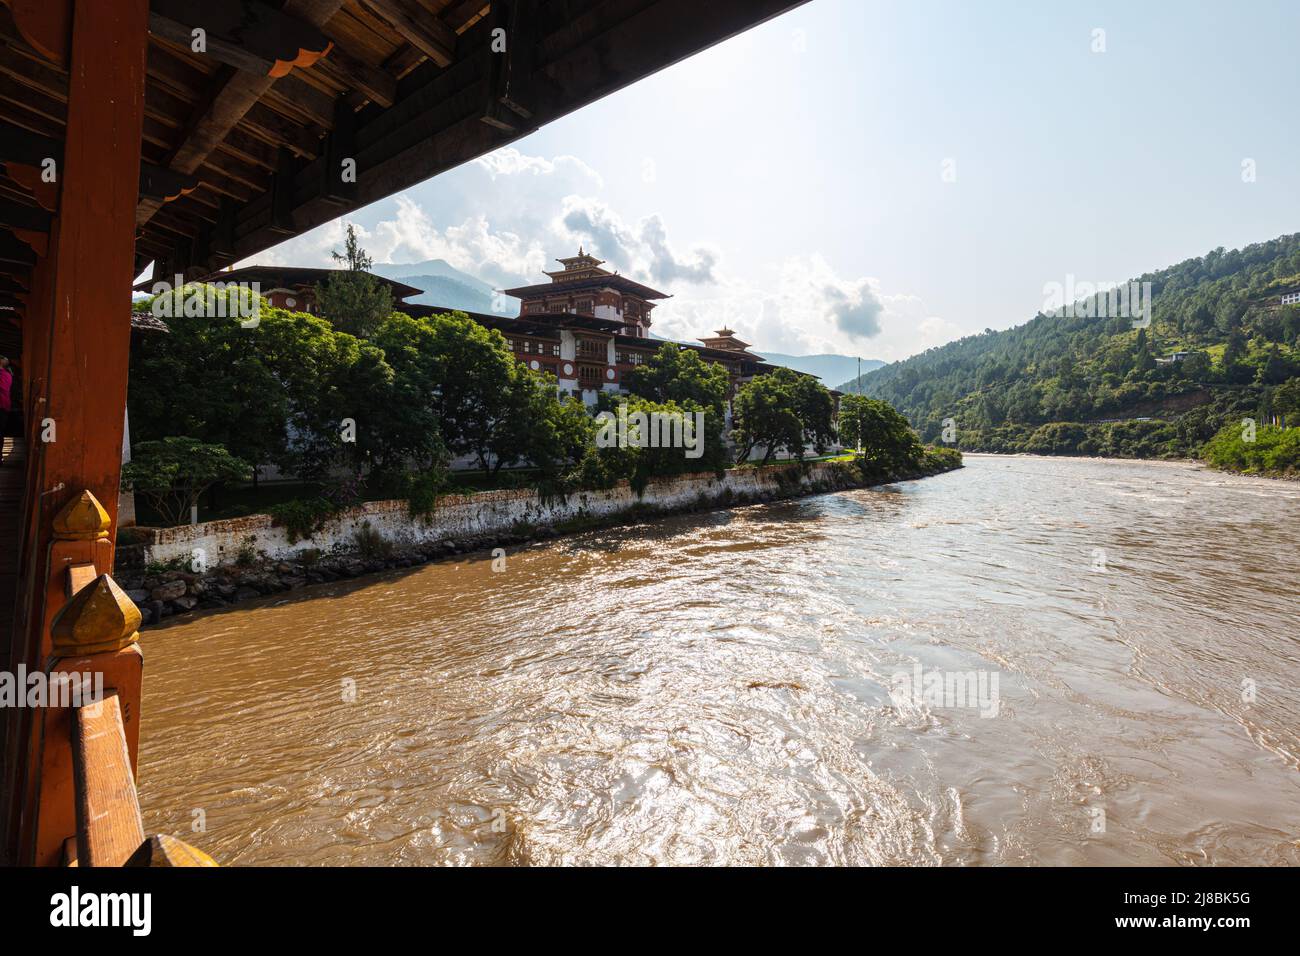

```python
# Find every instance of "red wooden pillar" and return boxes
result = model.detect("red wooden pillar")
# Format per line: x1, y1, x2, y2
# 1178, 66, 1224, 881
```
2, 0, 149, 865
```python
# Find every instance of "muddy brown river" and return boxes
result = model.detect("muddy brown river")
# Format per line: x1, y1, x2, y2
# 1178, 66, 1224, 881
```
136, 455, 1300, 865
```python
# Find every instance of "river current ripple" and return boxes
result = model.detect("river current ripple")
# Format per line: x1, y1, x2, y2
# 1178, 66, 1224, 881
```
137, 455, 1300, 865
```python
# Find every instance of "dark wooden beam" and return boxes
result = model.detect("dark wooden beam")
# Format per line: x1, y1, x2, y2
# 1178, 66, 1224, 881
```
148, 0, 333, 78
320, 97, 357, 204
0, 229, 38, 266
0, 273, 29, 294
359, 0, 457, 68
134, 0, 345, 227
138, 162, 200, 202
0, 34, 69, 101
313, 41, 396, 108
0, 120, 60, 167
443, 0, 490, 33
0, 199, 51, 233
268, 147, 297, 234
482, 0, 536, 131
211, 195, 236, 257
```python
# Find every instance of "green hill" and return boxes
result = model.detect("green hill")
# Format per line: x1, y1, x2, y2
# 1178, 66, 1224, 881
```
847, 233, 1300, 466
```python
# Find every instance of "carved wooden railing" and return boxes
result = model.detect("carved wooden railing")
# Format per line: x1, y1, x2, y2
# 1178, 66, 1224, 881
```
35, 490, 216, 867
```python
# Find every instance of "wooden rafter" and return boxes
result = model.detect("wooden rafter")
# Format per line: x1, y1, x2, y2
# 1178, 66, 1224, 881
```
134, 0, 348, 229
358, 0, 457, 67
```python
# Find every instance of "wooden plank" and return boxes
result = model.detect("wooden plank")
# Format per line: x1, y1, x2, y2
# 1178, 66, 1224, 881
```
65, 562, 97, 598
0, 35, 69, 102
135, 0, 345, 227
71, 691, 145, 868
443, 0, 489, 33
314, 40, 397, 108
0, 0, 71, 67
359, 0, 457, 67
149, 0, 334, 78
0, 199, 51, 233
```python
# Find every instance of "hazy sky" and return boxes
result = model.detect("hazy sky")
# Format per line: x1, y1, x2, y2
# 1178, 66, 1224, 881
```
254, 0, 1300, 361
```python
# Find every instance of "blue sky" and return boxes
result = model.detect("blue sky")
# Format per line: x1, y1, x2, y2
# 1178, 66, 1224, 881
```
256, 0, 1300, 361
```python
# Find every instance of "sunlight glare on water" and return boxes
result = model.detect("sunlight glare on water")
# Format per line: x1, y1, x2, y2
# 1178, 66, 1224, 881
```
137, 456, 1300, 865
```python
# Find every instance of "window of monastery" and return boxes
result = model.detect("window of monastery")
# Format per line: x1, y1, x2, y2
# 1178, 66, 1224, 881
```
576, 298, 593, 314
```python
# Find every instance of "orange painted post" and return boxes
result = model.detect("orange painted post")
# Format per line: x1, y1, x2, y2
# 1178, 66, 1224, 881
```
3, 0, 149, 865
34, 571, 144, 867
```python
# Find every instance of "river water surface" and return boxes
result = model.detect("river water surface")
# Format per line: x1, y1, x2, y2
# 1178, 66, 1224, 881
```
137, 455, 1300, 865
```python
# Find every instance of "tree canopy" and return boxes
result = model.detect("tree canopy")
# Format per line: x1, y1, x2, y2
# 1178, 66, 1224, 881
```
732, 367, 835, 465
624, 343, 731, 413
313, 223, 394, 338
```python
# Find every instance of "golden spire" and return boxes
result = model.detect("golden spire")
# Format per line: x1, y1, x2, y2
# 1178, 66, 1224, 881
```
51, 573, 142, 657
53, 490, 111, 541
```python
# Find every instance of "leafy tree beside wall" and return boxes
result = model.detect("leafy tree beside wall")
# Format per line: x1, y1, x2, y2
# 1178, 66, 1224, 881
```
121, 438, 250, 526
732, 367, 834, 465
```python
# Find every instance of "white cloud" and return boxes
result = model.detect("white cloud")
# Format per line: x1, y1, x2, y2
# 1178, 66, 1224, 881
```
474, 148, 605, 188
246, 145, 947, 362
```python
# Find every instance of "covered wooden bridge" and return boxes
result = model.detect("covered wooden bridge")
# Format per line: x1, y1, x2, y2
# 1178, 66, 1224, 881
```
0, 0, 806, 866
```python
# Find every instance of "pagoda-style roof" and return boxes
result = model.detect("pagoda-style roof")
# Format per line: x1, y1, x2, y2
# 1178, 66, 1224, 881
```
543, 247, 609, 280
502, 273, 671, 301
697, 327, 762, 359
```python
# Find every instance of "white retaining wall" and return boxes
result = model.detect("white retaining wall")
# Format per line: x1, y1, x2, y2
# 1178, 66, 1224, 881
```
138, 462, 847, 567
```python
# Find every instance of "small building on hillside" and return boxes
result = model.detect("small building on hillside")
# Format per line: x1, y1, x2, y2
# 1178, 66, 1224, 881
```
1249, 284, 1300, 311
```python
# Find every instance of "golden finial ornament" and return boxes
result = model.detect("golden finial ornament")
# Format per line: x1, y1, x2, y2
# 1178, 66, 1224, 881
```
53, 490, 111, 541
51, 573, 142, 656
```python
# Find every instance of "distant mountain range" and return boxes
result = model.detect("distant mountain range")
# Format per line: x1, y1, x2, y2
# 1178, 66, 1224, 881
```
372, 258, 519, 315
759, 353, 884, 388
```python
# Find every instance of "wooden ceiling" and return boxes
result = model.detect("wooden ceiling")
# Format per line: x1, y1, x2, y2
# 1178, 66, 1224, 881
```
0, 0, 806, 301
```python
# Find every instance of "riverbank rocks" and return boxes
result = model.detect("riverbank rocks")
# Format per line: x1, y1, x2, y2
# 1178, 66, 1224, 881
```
114, 543, 464, 627
149, 580, 187, 602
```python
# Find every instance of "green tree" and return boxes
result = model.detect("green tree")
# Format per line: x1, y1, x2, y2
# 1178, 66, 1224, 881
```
843, 396, 925, 473
488, 371, 592, 477
373, 310, 584, 476
732, 370, 807, 465
314, 224, 394, 338
589, 394, 728, 492
1256, 346, 1295, 385
624, 343, 730, 413
789, 371, 837, 454
122, 437, 251, 526
129, 285, 291, 474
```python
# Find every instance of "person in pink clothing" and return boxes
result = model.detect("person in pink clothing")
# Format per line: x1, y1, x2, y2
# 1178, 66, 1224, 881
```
0, 356, 11, 462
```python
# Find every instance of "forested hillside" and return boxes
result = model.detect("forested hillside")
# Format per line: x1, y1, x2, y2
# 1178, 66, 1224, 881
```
841, 233, 1300, 467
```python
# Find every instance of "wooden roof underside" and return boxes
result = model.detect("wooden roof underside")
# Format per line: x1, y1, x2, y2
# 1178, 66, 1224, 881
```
0, 0, 806, 305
